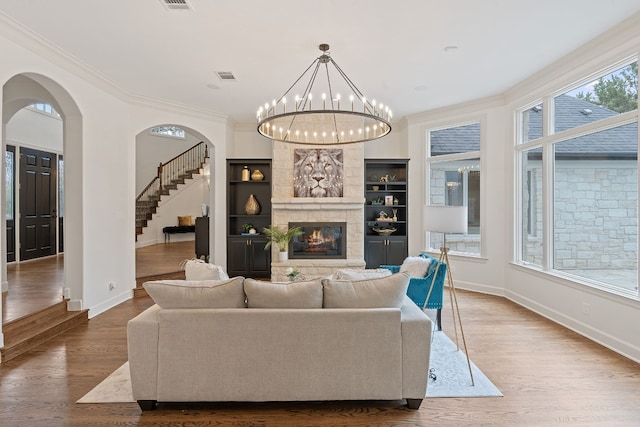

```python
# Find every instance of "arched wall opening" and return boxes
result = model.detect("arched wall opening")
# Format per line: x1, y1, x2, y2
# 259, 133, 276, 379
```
2, 73, 83, 323
134, 124, 216, 262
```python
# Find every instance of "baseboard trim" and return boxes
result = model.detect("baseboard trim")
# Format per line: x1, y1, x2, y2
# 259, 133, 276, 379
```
88, 290, 133, 319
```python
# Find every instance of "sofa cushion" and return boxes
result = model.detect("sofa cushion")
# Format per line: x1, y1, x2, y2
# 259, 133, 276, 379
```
183, 259, 229, 280
143, 277, 246, 308
322, 273, 410, 308
244, 278, 323, 308
399, 256, 431, 278
332, 268, 392, 281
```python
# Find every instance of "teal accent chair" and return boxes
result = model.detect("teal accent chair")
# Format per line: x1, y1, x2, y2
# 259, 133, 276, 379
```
381, 253, 446, 330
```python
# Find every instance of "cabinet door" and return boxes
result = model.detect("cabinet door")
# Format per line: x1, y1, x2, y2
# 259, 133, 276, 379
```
227, 238, 250, 276
386, 238, 408, 265
248, 237, 270, 277
365, 237, 388, 268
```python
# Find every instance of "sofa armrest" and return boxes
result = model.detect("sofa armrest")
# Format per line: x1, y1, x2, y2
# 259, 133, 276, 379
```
127, 304, 161, 400
400, 296, 432, 399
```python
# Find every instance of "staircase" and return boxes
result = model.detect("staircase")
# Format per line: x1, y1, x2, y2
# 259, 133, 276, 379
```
1, 301, 89, 362
136, 142, 208, 238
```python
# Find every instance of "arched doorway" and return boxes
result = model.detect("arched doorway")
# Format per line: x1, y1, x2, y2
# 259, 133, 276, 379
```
134, 124, 214, 280
2, 73, 83, 327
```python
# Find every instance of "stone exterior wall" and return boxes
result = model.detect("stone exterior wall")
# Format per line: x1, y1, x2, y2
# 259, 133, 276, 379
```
524, 160, 637, 270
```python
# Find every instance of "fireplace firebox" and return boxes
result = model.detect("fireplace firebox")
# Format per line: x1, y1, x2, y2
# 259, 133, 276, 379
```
289, 222, 346, 259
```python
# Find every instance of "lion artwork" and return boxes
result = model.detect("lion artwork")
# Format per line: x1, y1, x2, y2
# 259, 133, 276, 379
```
293, 149, 344, 198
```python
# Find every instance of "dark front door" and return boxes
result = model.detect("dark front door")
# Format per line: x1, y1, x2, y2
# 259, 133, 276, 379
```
20, 147, 57, 261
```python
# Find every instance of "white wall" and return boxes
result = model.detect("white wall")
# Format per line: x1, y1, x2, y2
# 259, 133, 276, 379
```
5, 107, 62, 152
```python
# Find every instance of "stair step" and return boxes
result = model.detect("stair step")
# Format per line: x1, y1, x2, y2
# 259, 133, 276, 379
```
134, 270, 186, 298
1, 301, 89, 362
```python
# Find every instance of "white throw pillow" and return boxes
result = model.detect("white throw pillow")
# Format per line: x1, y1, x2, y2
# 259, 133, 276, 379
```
399, 256, 431, 278
143, 277, 245, 308
183, 259, 229, 280
322, 273, 410, 308
244, 278, 323, 308
332, 268, 392, 281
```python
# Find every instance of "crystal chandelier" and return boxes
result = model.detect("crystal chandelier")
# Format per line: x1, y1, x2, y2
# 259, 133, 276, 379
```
257, 44, 392, 145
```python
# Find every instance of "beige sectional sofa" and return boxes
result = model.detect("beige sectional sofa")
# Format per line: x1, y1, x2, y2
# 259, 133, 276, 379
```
127, 273, 432, 411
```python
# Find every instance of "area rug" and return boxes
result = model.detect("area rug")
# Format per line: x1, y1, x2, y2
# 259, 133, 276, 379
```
426, 331, 502, 398
78, 332, 501, 403
77, 362, 134, 403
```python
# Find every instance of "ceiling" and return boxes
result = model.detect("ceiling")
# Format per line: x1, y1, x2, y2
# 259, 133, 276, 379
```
1, 0, 639, 125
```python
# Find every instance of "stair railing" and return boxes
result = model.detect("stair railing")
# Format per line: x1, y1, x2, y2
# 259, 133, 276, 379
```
136, 141, 208, 205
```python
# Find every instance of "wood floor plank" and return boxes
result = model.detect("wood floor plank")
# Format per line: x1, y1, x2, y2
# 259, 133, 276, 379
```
1, 287, 639, 426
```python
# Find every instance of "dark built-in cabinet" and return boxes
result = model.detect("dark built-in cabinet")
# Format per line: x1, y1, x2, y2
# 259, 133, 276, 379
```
226, 159, 272, 278
364, 159, 409, 268
195, 216, 209, 261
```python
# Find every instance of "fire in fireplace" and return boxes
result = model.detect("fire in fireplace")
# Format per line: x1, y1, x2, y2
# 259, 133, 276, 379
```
289, 222, 346, 259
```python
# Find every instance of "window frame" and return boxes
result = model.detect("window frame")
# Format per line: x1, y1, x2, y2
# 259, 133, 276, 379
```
425, 118, 485, 257
514, 55, 639, 298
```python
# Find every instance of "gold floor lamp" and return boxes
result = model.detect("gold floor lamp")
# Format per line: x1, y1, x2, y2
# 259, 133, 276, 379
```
424, 205, 474, 386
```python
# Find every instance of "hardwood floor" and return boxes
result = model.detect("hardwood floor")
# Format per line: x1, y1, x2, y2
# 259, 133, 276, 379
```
2, 241, 195, 323
0, 282, 639, 426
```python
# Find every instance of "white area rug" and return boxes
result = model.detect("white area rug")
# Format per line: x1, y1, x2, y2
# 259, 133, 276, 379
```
77, 362, 134, 403
78, 332, 501, 403
426, 331, 503, 398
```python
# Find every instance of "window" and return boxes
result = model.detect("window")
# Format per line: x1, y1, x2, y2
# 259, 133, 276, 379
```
150, 125, 186, 139
516, 59, 638, 296
427, 122, 482, 255
28, 102, 61, 119
5, 148, 14, 221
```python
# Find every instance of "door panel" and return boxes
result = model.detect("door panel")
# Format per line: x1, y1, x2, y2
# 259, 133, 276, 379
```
20, 147, 57, 261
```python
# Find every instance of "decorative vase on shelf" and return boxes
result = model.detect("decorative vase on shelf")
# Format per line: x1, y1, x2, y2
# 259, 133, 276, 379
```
241, 166, 250, 182
278, 251, 288, 262
251, 169, 264, 181
244, 194, 261, 215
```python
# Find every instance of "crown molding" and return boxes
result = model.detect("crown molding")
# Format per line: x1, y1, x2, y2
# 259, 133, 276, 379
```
0, 11, 229, 124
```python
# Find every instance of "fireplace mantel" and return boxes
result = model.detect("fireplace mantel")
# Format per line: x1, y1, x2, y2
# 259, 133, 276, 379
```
272, 197, 364, 211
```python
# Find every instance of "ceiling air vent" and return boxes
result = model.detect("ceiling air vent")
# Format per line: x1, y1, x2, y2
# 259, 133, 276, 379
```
160, 0, 192, 10
216, 71, 237, 82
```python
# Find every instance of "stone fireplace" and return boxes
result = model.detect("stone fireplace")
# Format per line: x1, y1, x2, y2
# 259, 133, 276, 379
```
271, 141, 366, 281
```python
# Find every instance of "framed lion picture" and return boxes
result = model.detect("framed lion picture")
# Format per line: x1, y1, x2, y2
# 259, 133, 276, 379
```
293, 149, 344, 198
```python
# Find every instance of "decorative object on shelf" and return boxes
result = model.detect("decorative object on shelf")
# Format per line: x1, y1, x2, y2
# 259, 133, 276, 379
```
385, 195, 394, 206
251, 169, 264, 181
371, 197, 384, 205
376, 211, 393, 222
373, 227, 396, 236
392, 209, 398, 222
241, 165, 250, 181
394, 197, 399, 205
256, 43, 392, 145
293, 149, 344, 198
372, 185, 379, 191
244, 194, 261, 215
242, 223, 257, 235
201, 203, 209, 217
286, 267, 300, 282
380, 175, 389, 182
263, 225, 304, 262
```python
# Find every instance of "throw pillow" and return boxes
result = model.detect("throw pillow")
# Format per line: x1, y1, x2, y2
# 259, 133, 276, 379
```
143, 277, 246, 308
244, 278, 323, 308
322, 272, 410, 308
399, 256, 431, 278
183, 259, 229, 280
177, 215, 193, 226
332, 268, 392, 281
